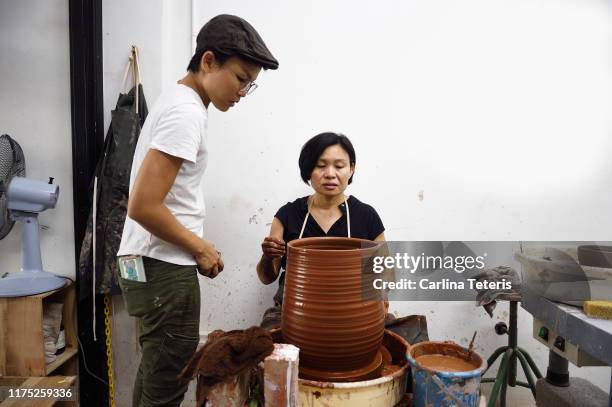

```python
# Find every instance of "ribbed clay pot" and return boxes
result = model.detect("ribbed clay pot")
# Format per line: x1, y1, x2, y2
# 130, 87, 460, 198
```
281, 237, 386, 382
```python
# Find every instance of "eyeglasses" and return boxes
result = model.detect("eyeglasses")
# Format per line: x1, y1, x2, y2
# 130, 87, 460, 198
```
240, 81, 258, 95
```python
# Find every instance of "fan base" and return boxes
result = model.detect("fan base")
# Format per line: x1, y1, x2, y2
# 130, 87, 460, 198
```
0, 271, 67, 297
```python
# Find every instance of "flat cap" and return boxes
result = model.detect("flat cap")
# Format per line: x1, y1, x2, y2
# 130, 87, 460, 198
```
196, 14, 279, 70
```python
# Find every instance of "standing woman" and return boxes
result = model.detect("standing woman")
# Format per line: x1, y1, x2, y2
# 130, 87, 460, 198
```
117, 15, 278, 406
257, 132, 386, 329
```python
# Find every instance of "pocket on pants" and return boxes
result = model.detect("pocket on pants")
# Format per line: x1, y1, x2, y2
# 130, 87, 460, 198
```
154, 330, 199, 377
118, 277, 157, 317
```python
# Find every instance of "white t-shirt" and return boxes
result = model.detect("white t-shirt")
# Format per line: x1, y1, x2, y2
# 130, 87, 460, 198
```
117, 83, 208, 265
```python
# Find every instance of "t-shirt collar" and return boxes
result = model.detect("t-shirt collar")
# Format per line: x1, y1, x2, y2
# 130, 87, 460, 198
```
301, 195, 351, 213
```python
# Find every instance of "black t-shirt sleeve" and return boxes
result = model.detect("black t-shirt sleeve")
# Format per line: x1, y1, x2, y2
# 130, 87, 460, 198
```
367, 206, 385, 240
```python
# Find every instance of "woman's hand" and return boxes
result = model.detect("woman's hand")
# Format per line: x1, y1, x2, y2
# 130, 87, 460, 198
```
261, 236, 286, 260
195, 239, 224, 278
257, 218, 285, 284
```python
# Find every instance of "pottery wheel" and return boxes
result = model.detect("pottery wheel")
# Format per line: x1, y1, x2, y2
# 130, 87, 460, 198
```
298, 349, 384, 382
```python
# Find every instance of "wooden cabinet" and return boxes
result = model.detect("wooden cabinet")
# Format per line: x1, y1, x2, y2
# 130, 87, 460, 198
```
0, 281, 77, 377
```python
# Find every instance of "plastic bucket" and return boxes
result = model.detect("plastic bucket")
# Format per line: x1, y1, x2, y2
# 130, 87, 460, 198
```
407, 341, 487, 407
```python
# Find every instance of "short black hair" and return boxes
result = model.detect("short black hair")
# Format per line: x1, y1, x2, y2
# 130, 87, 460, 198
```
186, 48, 232, 73
298, 132, 356, 185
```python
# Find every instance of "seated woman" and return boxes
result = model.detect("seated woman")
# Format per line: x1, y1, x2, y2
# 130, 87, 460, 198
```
257, 132, 386, 329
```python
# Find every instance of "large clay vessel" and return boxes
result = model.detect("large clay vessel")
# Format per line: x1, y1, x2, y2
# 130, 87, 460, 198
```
281, 237, 386, 381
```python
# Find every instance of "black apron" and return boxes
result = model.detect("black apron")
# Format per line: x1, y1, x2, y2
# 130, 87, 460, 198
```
78, 52, 148, 298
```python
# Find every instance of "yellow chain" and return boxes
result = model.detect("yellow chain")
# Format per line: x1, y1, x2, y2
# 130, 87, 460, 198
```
104, 295, 116, 407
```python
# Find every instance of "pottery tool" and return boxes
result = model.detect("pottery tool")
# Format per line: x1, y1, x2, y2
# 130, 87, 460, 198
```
583, 301, 612, 320
467, 331, 477, 356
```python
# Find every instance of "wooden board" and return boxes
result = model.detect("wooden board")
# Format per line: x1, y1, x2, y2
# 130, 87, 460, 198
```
0, 282, 76, 376
2, 293, 45, 376
0, 376, 76, 407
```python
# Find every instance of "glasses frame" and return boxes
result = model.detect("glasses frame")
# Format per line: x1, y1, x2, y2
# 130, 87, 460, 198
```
240, 81, 258, 95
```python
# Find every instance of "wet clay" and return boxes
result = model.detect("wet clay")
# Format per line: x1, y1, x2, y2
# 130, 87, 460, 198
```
409, 341, 485, 376
416, 354, 477, 372
281, 237, 386, 382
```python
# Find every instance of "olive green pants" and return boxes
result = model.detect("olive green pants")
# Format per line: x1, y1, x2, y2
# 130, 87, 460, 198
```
119, 257, 200, 407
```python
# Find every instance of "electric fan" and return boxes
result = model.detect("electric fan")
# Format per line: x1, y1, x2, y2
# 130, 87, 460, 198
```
0, 134, 66, 297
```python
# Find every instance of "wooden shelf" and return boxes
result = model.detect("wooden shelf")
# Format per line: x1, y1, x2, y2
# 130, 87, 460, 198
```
45, 348, 77, 376
0, 375, 77, 406
0, 281, 77, 377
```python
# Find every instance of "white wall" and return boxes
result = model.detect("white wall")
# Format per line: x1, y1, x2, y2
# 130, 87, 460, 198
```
0, 0, 74, 279
192, 0, 612, 394
102, 0, 162, 132
101, 0, 612, 402
102, 0, 193, 132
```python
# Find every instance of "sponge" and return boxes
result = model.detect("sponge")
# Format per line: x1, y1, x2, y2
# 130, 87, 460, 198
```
583, 301, 612, 320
